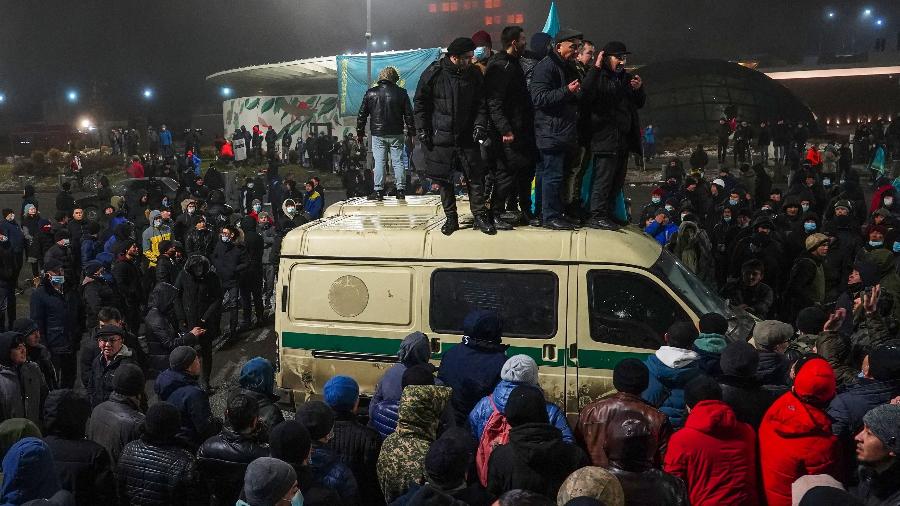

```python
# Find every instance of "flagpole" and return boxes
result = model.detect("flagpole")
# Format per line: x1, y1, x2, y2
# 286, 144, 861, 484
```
366, 0, 372, 86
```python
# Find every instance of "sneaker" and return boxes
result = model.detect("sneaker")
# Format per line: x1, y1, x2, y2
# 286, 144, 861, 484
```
396, 190, 406, 201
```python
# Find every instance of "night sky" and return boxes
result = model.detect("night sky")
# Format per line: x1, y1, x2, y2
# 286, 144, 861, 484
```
0, 0, 897, 124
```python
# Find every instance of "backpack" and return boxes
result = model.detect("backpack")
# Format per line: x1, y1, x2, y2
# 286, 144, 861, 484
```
475, 395, 510, 487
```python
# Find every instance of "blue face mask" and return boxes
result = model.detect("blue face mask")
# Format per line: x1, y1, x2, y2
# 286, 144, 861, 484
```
50, 275, 65, 285
894, 242, 900, 253
870, 240, 884, 248
728, 198, 739, 206
291, 491, 304, 506
474, 46, 489, 60
651, 196, 661, 204
803, 222, 817, 233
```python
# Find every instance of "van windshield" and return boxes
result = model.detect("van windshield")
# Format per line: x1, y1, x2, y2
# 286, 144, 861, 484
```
650, 250, 731, 317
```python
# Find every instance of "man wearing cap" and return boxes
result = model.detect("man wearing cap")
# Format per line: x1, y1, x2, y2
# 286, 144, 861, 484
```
413, 36, 495, 236
29, 257, 78, 388
154, 345, 222, 450
87, 363, 145, 465
751, 320, 794, 387
783, 232, 829, 323
86, 324, 140, 408
239, 457, 301, 506
853, 404, 900, 504
530, 28, 583, 230
581, 41, 646, 230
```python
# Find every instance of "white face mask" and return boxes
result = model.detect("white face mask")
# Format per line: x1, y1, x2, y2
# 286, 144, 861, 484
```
885, 198, 894, 207
60, 239, 70, 247
247, 183, 254, 189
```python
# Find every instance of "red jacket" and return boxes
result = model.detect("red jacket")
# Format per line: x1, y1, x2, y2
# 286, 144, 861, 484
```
663, 400, 758, 506
758, 391, 840, 506
126, 160, 145, 179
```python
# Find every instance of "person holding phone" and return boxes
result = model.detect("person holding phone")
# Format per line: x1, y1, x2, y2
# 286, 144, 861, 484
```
581, 41, 646, 230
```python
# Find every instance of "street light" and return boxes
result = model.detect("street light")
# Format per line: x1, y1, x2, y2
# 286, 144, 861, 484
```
827, 11, 835, 19
0, 93, 5, 104
79, 118, 92, 130
142, 88, 153, 99
66, 90, 78, 103
876, 18, 885, 26
221, 87, 233, 97
863, 8, 873, 17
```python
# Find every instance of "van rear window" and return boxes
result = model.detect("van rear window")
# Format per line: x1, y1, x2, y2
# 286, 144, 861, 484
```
429, 269, 557, 339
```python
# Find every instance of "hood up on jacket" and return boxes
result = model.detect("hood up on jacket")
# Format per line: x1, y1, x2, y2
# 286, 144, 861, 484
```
396, 385, 452, 441
683, 399, 743, 437
147, 282, 178, 314
184, 254, 211, 279
0, 331, 22, 368
398, 332, 431, 367
239, 357, 275, 396
0, 437, 61, 504
0, 419, 41, 459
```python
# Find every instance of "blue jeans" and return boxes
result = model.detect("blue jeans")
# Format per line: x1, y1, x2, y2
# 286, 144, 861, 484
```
537, 149, 566, 221
372, 135, 405, 191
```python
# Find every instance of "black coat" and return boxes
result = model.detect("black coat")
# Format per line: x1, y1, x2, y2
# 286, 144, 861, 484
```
238, 388, 284, 430
486, 423, 588, 498
87, 347, 140, 408
145, 283, 198, 371
828, 378, 900, 440
607, 465, 688, 506
29, 279, 77, 354
210, 240, 248, 288
185, 227, 216, 259
117, 437, 205, 506
44, 435, 114, 506
87, 392, 145, 465
718, 375, 780, 429
174, 259, 223, 335
755, 350, 791, 387
327, 411, 383, 505
155, 255, 178, 286
81, 278, 117, 329
484, 51, 534, 140
581, 64, 646, 154
357, 80, 415, 137
531, 49, 580, 152
56, 191, 76, 214
240, 219, 264, 279
112, 257, 143, 309
196, 427, 270, 506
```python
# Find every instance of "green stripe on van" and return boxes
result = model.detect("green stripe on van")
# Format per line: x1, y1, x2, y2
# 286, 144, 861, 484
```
281, 331, 649, 369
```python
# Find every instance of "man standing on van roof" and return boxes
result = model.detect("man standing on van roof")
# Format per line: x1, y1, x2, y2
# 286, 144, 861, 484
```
438, 309, 509, 424
414, 37, 496, 236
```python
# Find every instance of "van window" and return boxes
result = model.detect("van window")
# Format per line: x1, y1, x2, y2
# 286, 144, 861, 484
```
587, 269, 691, 349
430, 269, 558, 338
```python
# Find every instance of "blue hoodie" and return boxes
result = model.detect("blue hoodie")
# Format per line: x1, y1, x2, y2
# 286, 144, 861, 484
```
642, 347, 702, 429
0, 220, 24, 254
468, 380, 573, 443
0, 437, 61, 505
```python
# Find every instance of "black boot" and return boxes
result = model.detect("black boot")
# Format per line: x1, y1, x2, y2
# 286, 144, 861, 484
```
441, 213, 459, 236
492, 212, 514, 230
473, 213, 497, 235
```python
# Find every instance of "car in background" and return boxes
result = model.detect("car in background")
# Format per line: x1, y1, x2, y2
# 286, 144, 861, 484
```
75, 177, 179, 221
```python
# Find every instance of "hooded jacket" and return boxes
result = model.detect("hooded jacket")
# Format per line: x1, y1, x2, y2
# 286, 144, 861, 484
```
210, 236, 248, 288
0, 437, 66, 505
370, 332, 432, 426
308, 441, 359, 504
29, 279, 76, 355
642, 347, 702, 429
80, 274, 117, 331
758, 359, 840, 506
237, 358, 284, 430
376, 385, 452, 503
86, 392, 144, 465
154, 369, 221, 450
144, 283, 198, 371
141, 210, 171, 268
468, 381, 573, 444
327, 410, 382, 505
174, 256, 223, 336
438, 337, 509, 424
485, 422, 588, 498
663, 400, 759, 506
717, 375, 779, 430
0, 332, 47, 426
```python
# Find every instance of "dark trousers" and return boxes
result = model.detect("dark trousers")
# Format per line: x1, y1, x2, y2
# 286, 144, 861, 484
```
434, 147, 486, 217
537, 149, 567, 221
717, 139, 728, 163
490, 143, 531, 216
51, 352, 76, 389
241, 276, 264, 324
198, 335, 213, 387
589, 151, 628, 219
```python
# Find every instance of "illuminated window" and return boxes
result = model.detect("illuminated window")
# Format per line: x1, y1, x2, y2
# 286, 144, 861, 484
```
494, 0, 501, 7
485, 0, 492, 8
450, 1, 458, 11
494, 15, 501, 23
515, 13, 524, 23
485, 15, 493, 25
507, 14, 515, 23
441, 2, 450, 11
463, 1, 471, 9
428, 3, 437, 12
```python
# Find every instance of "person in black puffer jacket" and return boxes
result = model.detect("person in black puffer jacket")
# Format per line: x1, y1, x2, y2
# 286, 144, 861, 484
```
238, 215, 265, 328
238, 357, 285, 430
210, 224, 248, 339
413, 37, 494, 236
42, 389, 114, 506
323, 375, 383, 506
144, 282, 202, 372
486, 386, 588, 498
197, 392, 270, 506
174, 255, 222, 389
184, 215, 216, 259
117, 402, 206, 506
87, 363, 146, 466
154, 240, 180, 286
717, 342, 780, 430
80, 261, 118, 330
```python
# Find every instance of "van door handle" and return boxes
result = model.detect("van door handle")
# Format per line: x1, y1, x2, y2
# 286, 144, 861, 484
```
568, 343, 578, 365
542, 344, 557, 362
281, 286, 288, 313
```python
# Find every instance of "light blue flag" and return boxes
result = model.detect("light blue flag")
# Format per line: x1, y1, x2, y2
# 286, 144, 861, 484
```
869, 145, 887, 177
337, 48, 442, 117
542, 1, 560, 38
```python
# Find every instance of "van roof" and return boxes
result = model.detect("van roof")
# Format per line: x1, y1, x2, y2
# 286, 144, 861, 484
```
323, 195, 471, 219
283, 204, 663, 267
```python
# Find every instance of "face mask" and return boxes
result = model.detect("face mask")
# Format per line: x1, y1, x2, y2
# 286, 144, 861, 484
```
885, 198, 894, 207
823, 178, 831, 186
60, 239, 70, 247
474, 46, 489, 60
253, 204, 262, 212
187, 207, 195, 215
153, 219, 162, 227
50, 275, 65, 285
680, 213, 689, 221
101, 272, 114, 283
894, 242, 900, 253
723, 216, 732, 223
221, 235, 231, 243
290, 490, 304, 506
728, 199, 739, 206
651, 196, 661, 204
761, 206, 771, 212
840, 179, 846, 185
286, 207, 296, 216
4, 215, 12, 222
870, 240, 884, 248
801, 204, 810, 212
247, 183, 254, 189
0, 235, 7, 242
804, 222, 817, 232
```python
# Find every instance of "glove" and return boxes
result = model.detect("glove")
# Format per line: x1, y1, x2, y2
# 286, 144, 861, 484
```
417, 131, 434, 150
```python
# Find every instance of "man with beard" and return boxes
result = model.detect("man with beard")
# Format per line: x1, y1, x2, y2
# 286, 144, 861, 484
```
414, 37, 495, 235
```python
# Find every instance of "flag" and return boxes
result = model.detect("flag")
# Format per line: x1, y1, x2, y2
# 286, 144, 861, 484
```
542, 1, 560, 38
336, 48, 441, 116
869, 145, 887, 176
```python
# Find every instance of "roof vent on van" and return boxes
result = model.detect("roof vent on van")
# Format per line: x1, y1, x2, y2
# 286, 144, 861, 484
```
317, 214, 434, 231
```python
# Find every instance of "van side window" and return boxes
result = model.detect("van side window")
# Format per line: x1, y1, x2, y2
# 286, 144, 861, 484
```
430, 269, 558, 338
587, 270, 690, 349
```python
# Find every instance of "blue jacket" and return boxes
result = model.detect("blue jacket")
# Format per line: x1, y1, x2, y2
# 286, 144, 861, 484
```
304, 191, 323, 220
29, 280, 76, 354
437, 338, 508, 424
642, 350, 702, 429
644, 220, 678, 245
468, 380, 573, 443
828, 378, 900, 439
692, 333, 728, 378
81, 236, 100, 264
0, 437, 62, 505
159, 129, 173, 146
154, 368, 220, 449
0, 220, 24, 254
308, 443, 359, 503
531, 50, 580, 152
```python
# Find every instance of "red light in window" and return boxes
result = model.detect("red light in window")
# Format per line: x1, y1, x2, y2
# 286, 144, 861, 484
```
493, 0, 501, 7
484, 0, 493, 8
506, 14, 515, 23
484, 15, 493, 25
494, 15, 501, 23
463, 1, 471, 9
515, 13, 524, 23
441, 2, 450, 12
450, 1, 458, 11
428, 3, 437, 12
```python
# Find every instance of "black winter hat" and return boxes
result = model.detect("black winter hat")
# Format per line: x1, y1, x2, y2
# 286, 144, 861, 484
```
683, 375, 722, 408
53, 229, 70, 242
720, 341, 759, 378
402, 363, 436, 388
612, 358, 649, 394
424, 434, 471, 489
168, 345, 197, 371
602, 41, 631, 56
504, 385, 548, 427
699, 313, 728, 335
144, 402, 181, 440
796, 307, 827, 335
296, 400, 335, 440
43, 389, 91, 439
853, 260, 880, 288
42, 258, 63, 272
446, 37, 476, 56
113, 364, 145, 396
555, 28, 584, 43
11, 318, 38, 338
269, 420, 312, 466
869, 342, 900, 381
463, 309, 503, 343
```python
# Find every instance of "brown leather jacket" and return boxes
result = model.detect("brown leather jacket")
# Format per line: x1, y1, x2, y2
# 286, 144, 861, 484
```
574, 391, 672, 467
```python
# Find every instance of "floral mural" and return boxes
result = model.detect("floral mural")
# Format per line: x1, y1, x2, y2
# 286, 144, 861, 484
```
222, 94, 353, 141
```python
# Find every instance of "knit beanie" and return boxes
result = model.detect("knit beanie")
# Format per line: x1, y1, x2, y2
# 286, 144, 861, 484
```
463, 309, 503, 343
323, 375, 359, 412
797, 486, 860, 506
169, 346, 197, 371
296, 401, 335, 441
557, 467, 626, 506
863, 404, 900, 453
612, 358, 649, 394
402, 363, 435, 388
720, 341, 759, 378
793, 357, 837, 405
795, 307, 827, 335
504, 385, 548, 427
683, 375, 723, 408
242, 457, 297, 506
11, 318, 38, 338
471, 30, 492, 48
500, 355, 539, 385
143, 402, 181, 440
269, 421, 312, 466
698, 313, 728, 335
868, 342, 900, 381
424, 434, 470, 489
113, 364, 145, 397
